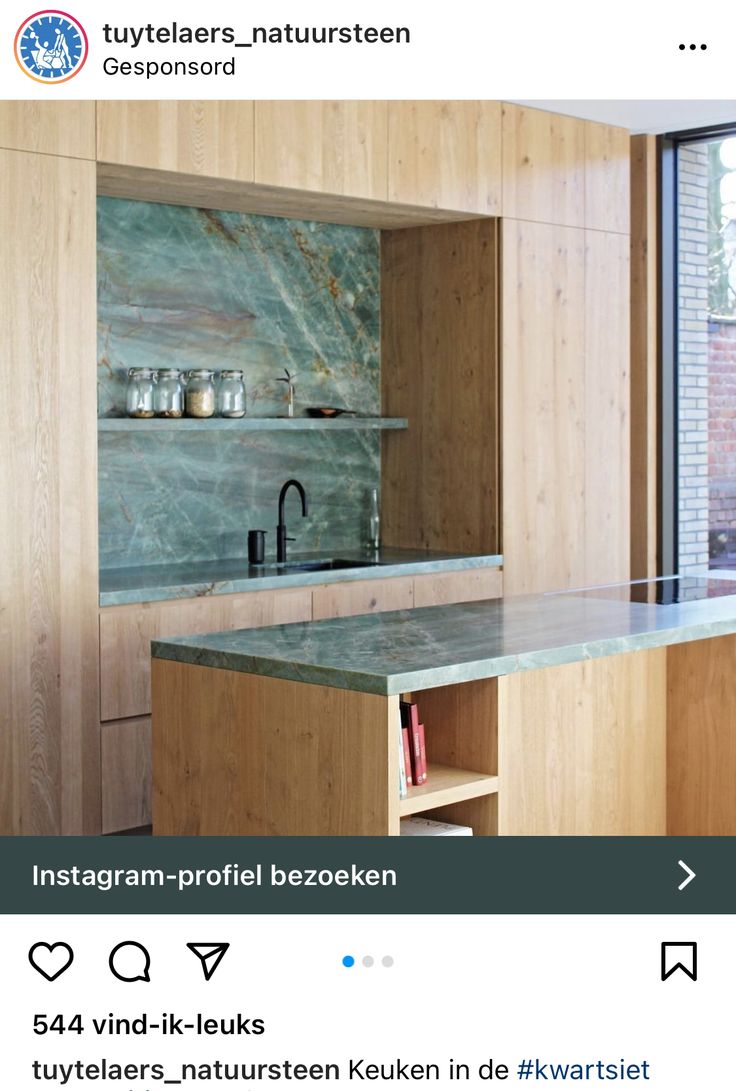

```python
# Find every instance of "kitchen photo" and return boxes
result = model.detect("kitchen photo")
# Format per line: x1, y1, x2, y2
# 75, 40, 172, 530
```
4, 98, 736, 837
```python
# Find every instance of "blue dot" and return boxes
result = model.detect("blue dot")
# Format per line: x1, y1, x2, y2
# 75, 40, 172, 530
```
342, 955, 355, 967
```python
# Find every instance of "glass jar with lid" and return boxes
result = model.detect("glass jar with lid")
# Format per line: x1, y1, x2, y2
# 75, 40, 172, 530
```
217, 369, 246, 418
185, 369, 216, 418
126, 367, 156, 418
154, 368, 184, 418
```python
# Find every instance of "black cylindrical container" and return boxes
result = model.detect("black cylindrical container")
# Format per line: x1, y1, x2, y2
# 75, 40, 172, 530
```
248, 530, 267, 565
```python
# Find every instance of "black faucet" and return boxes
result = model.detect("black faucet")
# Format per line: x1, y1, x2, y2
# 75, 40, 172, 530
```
276, 479, 309, 563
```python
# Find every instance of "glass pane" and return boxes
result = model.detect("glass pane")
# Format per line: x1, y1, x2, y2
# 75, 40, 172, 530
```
677, 135, 736, 573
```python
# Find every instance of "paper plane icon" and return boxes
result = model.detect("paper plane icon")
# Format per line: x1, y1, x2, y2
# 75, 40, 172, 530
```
186, 942, 230, 981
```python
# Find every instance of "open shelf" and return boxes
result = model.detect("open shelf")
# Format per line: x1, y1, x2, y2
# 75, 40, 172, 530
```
399, 763, 499, 818
98, 416, 408, 433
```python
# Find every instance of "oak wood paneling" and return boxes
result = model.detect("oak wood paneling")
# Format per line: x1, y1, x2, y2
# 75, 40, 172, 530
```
501, 103, 585, 227
255, 101, 387, 199
0, 101, 95, 159
388, 100, 501, 214
584, 230, 631, 585
96, 100, 255, 180
97, 161, 480, 230
630, 134, 659, 579
152, 661, 398, 835
585, 120, 631, 234
99, 588, 312, 722
412, 569, 502, 608
498, 649, 667, 835
501, 219, 586, 594
101, 717, 151, 833
0, 149, 99, 834
667, 635, 736, 835
311, 577, 414, 621
381, 220, 499, 554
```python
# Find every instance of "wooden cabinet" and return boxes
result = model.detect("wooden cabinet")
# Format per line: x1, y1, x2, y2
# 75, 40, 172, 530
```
501, 216, 631, 594
500, 112, 631, 595
583, 230, 630, 585
501, 220, 587, 595
96, 101, 255, 180
254, 101, 387, 199
153, 662, 503, 836
311, 570, 502, 621
413, 569, 502, 607
381, 220, 499, 554
103, 568, 501, 830
154, 642, 666, 837
0, 148, 98, 834
667, 634, 736, 835
388, 101, 501, 214
0, 101, 95, 159
584, 121, 630, 233
153, 662, 399, 836
498, 649, 666, 835
501, 103, 585, 227
501, 106, 629, 234
101, 717, 152, 833
312, 576, 414, 621
99, 588, 312, 722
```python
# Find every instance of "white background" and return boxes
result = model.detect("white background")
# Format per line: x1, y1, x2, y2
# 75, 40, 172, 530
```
3, 914, 730, 1088
1, 0, 736, 100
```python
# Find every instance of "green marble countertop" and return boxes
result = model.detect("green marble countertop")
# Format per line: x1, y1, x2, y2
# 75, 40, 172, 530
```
151, 574, 736, 695
100, 549, 503, 607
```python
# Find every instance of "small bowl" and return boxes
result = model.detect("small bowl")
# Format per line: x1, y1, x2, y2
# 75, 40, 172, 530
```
306, 407, 355, 418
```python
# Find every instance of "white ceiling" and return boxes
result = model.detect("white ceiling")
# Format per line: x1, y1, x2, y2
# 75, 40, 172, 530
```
510, 100, 736, 135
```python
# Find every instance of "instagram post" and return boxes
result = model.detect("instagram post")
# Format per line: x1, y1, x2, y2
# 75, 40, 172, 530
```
2, 1, 736, 1087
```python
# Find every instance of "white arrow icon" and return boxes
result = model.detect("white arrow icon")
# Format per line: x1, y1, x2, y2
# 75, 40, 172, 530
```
677, 860, 696, 891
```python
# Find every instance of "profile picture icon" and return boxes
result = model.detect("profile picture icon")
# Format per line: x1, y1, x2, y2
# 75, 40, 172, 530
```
14, 10, 88, 83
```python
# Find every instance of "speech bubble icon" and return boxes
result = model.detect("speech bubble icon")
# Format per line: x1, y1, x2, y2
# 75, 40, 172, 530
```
109, 941, 151, 983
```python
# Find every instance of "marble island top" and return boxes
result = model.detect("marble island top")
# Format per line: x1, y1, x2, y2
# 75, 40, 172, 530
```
152, 574, 736, 695
100, 548, 503, 607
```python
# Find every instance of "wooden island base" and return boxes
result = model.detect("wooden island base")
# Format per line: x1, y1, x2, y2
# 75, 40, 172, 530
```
153, 635, 736, 836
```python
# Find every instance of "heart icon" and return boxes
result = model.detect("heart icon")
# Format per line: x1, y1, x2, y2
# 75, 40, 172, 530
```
28, 942, 74, 981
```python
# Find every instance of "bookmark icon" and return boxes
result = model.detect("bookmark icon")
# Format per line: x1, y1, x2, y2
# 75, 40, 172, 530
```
186, 942, 230, 981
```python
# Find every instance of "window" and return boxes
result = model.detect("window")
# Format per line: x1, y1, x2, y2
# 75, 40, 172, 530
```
663, 125, 736, 574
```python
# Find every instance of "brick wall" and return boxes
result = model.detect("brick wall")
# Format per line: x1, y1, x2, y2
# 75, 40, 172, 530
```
677, 143, 710, 573
708, 318, 736, 562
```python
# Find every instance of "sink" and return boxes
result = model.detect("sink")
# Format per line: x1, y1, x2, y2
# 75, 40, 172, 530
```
276, 558, 385, 573
253, 557, 386, 574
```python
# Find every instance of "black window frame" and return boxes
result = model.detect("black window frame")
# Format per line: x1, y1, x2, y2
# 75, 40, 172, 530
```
659, 121, 736, 576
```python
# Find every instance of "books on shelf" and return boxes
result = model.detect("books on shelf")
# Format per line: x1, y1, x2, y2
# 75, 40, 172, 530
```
401, 727, 413, 789
400, 700, 428, 786
398, 711, 408, 799
400, 817, 473, 836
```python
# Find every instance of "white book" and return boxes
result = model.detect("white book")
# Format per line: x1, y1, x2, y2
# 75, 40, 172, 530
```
398, 711, 407, 799
400, 817, 473, 836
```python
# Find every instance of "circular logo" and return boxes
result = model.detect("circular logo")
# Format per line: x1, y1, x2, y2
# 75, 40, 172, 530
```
14, 10, 88, 83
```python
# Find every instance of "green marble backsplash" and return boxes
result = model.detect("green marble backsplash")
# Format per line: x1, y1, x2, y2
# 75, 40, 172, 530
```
97, 197, 380, 569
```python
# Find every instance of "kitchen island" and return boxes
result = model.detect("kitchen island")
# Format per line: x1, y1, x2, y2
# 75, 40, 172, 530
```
151, 576, 736, 837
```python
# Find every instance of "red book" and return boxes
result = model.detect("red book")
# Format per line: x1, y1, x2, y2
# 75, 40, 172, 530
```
401, 701, 426, 785
401, 728, 413, 787
417, 723, 428, 784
